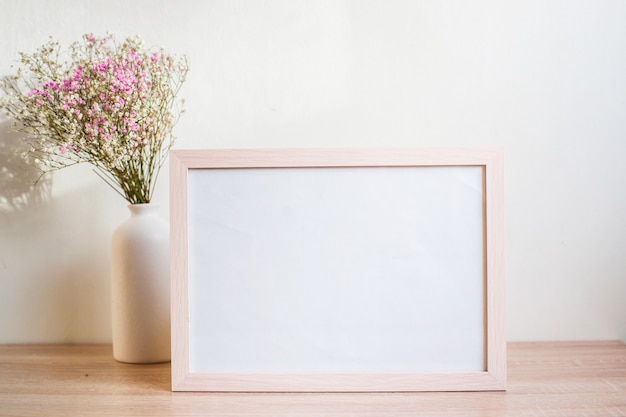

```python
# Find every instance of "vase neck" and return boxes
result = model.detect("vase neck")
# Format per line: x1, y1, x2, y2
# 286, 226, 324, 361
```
127, 204, 160, 216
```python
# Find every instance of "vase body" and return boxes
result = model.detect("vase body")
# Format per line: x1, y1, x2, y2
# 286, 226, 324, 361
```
111, 204, 170, 363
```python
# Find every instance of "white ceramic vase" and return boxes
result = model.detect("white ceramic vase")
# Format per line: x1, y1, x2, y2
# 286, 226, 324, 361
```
111, 204, 170, 363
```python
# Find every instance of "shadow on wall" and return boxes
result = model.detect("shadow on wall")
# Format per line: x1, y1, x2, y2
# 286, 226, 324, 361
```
0, 119, 51, 211
0, 119, 112, 343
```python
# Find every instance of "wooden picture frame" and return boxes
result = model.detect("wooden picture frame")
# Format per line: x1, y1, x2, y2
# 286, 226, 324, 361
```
170, 148, 505, 392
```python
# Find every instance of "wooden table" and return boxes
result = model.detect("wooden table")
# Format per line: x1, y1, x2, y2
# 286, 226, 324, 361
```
1, 341, 625, 416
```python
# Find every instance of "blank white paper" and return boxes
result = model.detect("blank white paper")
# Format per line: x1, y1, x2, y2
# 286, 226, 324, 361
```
187, 166, 485, 374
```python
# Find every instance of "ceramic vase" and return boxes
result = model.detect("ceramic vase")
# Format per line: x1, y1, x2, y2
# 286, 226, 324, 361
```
111, 204, 170, 363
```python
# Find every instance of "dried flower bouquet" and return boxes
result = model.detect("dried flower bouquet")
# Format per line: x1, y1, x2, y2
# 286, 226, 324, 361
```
0, 33, 189, 204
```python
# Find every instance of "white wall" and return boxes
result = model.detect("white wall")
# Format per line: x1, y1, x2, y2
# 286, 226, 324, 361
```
0, 0, 625, 344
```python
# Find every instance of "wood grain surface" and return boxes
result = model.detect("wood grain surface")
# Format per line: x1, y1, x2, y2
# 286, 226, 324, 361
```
1, 341, 625, 416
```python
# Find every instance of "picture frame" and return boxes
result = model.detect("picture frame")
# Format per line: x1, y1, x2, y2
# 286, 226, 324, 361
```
170, 147, 505, 392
